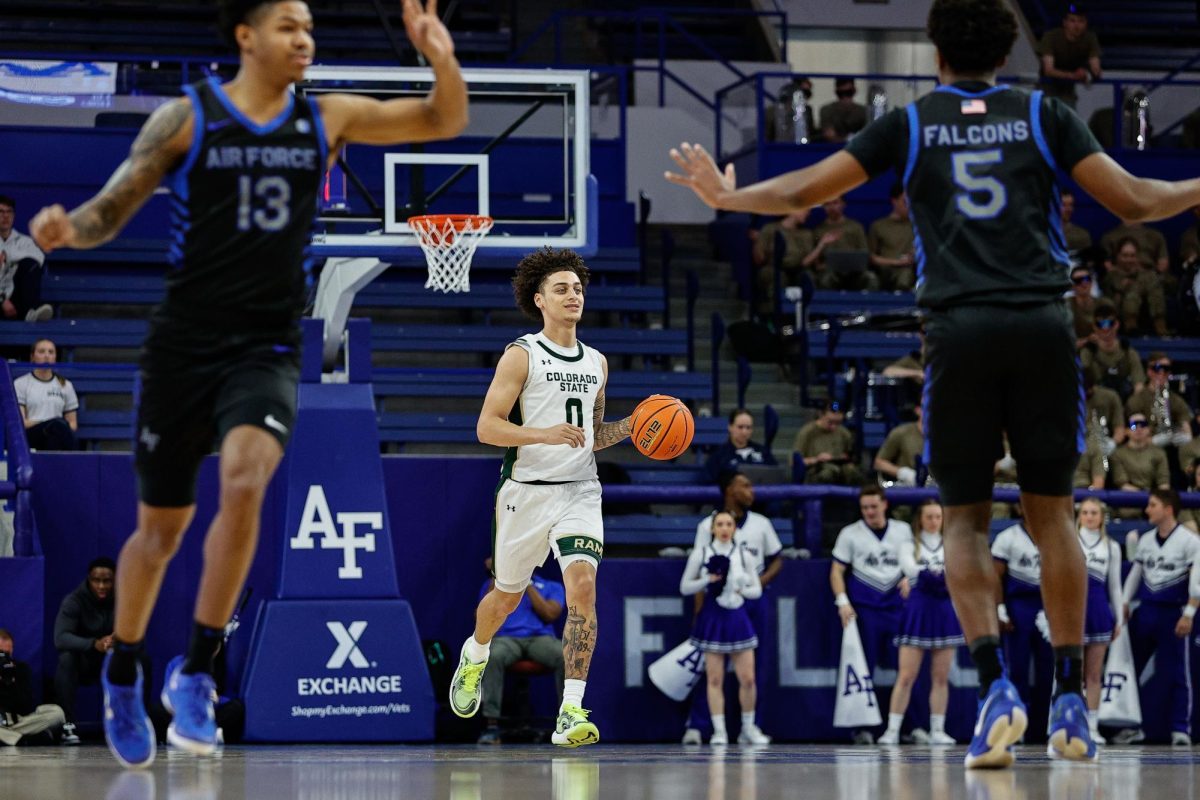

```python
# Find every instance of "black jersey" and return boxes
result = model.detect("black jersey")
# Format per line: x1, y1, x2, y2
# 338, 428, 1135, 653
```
846, 82, 1102, 309
160, 77, 327, 331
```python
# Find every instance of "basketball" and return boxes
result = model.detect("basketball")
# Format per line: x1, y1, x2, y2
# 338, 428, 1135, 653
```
630, 395, 694, 460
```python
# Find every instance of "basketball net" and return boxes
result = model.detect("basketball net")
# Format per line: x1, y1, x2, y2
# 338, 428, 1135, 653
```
408, 214, 494, 293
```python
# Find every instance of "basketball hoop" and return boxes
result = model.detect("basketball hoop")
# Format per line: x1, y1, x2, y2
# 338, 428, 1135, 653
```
408, 214, 494, 293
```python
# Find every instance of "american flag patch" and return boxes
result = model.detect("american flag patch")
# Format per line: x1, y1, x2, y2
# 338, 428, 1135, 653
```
961, 99, 987, 115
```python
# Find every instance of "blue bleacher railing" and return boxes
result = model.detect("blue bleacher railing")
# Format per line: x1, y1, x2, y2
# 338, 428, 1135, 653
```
0, 362, 37, 557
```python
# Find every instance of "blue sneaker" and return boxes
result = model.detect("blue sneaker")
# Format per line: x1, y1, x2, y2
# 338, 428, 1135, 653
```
161, 655, 218, 755
1047, 692, 1098, 762
965, 677, 1028, 769
101, 652, 156, 769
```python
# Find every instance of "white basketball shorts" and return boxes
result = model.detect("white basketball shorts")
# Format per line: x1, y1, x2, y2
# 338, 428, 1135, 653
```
492, 478, 604, 593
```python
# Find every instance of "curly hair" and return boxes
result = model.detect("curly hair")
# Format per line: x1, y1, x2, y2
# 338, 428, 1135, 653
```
218, 0, 286, 47
510, 247, 591, 321
927, 0, 1019, 76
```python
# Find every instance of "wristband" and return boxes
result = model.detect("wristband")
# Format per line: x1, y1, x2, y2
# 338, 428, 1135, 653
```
834, 593, 850, 608
997, 603, 1010, 624
1184, 605, 1197, 619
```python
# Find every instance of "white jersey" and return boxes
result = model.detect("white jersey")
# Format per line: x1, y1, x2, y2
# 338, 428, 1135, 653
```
693, 510, 783, 576
899, 530, 946, 580
679, 538, 763, 610
832, 518, 911, 601
501, 331, 604, 483
14, 372, 78, 424
1131, 525, 1200, 605
1078, 527, 1124, 617
992, 524, 1041, 597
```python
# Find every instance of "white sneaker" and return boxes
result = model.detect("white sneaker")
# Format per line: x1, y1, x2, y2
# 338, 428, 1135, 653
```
1090, 727, 1106, 745
24, 304, 52, 322
1111, 728, 1145, 745
852, 730, 875, 745
1171, 732, 1192, 747
710, 730, 728, 745
737, 723, 771, 745
928, 731, 957, 746
877, 729, 900, 745
60, 722, 80, 745
681, 727, 702, 745
910, 727, 931, 744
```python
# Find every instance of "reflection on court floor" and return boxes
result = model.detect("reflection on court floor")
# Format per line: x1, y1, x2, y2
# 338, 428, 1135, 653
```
0, 744, 1195, 800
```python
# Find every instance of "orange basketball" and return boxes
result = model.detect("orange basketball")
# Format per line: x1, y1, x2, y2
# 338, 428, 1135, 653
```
630, 394, 694, 461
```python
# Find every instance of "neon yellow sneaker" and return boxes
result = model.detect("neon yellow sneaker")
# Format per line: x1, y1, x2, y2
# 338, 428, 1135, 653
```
551, 704, 600, 747
448, 644, 488, 718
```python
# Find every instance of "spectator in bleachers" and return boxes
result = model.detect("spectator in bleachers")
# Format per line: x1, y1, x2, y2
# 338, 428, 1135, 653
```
475, 558, 565, 745
1180, 468, 1200, 532
1079, 300, 1146, 399
1119, 489, 1199, 746
812, 197, 875, 291
830, 485, 911, 744
15, 339, 78, 451
1111, 414, 1171, 518
54, 557, 118, 744
1125, 352, 1192, 443
0, 195, 52, 323
1037, 4, 1101, 109
1074, 443, 1107, 490
867, 183, 916, 291
1067, 264, 1100, 344
818, 77, 867, 144
752, 211, 815, 312
992, 510, 1053, 740
881, 327, 925, 385
1177, 411, 1200, 481
679, 510, 769, 745
1076, 497, 1123, 745
1085, 368, 1127, 447
1102, 219, 1175, 298
793, 400, 860, 486
681, 471, 782, 745
879, 499, 960, 746
1102, 237, 1168, 336
1060, 190, 1093, 256
1179, 206, 1200, 268
873, 405, 924, 487
0, 628, 66, 746
767, 76, 815, 144
704, 409, 776, 484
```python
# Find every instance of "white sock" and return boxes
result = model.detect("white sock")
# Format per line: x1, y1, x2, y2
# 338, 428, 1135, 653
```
711, 714, 727, 735
1088, 709, 1099, 731
930, 714, 946, 735
562, 679, 586, 710
741, 711, 756, 729
887, 713, 903, 734
463, 636, 490, 663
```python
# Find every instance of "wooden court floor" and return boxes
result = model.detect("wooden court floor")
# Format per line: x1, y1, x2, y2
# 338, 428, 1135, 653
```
1, 743, 1195, 799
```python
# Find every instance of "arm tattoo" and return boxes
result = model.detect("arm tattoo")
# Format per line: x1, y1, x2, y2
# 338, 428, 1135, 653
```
70, 99, 191, 248
592, 389, 631, 451
562, 604, 598, 680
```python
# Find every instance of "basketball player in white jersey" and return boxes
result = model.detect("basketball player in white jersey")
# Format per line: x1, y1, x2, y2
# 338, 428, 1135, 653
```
449, 248, 634, 747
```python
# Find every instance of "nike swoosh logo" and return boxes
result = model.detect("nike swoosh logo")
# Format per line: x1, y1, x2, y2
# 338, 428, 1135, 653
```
205, 119, 234, 132
264, 414, 289, 435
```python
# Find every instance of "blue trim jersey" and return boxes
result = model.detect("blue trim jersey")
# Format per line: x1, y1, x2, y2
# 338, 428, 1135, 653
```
1133, 525, 1200, 606
991, 523, 1042, 599
844, 82, 1103, 309
832, 518, 912, 608
162, 78, 327, 331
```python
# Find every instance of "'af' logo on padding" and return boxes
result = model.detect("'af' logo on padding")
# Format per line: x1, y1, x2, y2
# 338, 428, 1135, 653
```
289, 485, 381, 579
326, 621, 370, 669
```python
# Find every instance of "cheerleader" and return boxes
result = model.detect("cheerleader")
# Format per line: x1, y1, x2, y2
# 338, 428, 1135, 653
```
879, 500, 963, 745
680, 510, 769, 745
1076, 497, 1123, 745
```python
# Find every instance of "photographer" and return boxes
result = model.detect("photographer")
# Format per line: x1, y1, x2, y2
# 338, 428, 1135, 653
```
0, 628, 66, 746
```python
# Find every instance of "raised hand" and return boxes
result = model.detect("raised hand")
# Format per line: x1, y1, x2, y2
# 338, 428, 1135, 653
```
30, 204, 77, 252
665, 142, 735, 209
402, 0, 455, 65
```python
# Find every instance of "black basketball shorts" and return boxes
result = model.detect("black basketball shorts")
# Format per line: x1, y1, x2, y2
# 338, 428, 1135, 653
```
134, 332, 301, 507
922, 301, 1083, 505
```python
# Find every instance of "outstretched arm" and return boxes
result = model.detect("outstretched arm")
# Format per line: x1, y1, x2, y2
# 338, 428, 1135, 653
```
664, 143, 869, 215
592, 356, 631, 451
1072, 152, 1200, 223
31, 98, 192, 251
317, 0, 466, 151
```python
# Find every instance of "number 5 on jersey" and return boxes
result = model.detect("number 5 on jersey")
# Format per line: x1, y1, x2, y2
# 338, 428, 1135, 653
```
951, 149, 1007, 219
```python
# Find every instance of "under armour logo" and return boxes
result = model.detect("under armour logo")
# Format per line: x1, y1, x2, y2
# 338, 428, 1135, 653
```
542, 360, 552, 365
326, 621, 369, 669
506, 504, 517, 512
139, 426, 160, 453
289, 485, 380, 579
